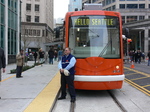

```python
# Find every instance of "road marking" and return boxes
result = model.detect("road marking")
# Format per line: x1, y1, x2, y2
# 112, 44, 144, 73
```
24, 72, 60, 112
125, 78, 150, 96
124, 67, 150, 77
125, 73, 137, 76
131, 76, 150, 81
142, 84, 150, 87
0, 75, 16, 82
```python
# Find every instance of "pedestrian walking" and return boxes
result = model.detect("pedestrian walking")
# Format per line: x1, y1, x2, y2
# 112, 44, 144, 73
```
0, 48, 6, 99
16, 49, 24, 78
58, 49, 63, 62
147, 51, 150, 66
54, 50, 58, 61
48, 48, 54, 64
33, 51, 38, 64
136, 50, 142, 64
58, 47, 76, 102
39, 48, 45, 64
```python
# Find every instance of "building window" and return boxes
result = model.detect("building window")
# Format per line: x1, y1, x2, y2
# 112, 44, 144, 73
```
29, 29, 33, 36
127, 16, 137, 22
0, 4, 5, 24
42, 30, 45, 36
26, 15, 31, 22
1, 0, 4, 3
37, 30, 41, 36
35, 16, 39, 22
25, 29, 28, 35
120, 4, 125, 9
33, 30, 36, 36
26, 4, 31, 11
0, 25, 5, 48
148, 30, 150, 37
102, 1, 105, 6
112, 5, 116, 10
35, 4, 39, 11
122, 16, 125, 24
112, 0, 116, 2
149, 40, 150, 51
139, 4, 145, 9
127, 4, 138, 9
139, 16, 145, 20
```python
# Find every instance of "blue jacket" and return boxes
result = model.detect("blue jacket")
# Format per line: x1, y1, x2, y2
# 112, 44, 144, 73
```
62, 54, 75, 75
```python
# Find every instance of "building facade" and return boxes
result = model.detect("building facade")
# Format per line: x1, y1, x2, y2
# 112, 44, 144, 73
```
0, 0, 21, 64
69, 0, 82, 11
21, 0, 54, 52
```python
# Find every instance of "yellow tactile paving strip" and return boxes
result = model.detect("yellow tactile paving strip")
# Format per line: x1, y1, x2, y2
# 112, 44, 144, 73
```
24, 72, 60, 112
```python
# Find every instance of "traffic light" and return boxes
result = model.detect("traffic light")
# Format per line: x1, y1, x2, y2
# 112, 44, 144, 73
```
127, 38, 132, 44
127, 39, 132, 42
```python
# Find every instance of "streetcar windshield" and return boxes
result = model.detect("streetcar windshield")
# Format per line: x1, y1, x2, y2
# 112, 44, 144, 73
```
68, 15, 120, 59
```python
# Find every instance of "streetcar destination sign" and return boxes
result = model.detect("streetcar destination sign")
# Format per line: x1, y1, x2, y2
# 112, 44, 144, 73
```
70, 16, 118, 27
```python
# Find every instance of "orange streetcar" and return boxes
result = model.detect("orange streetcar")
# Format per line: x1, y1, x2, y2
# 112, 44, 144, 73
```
64, 10, 124, 90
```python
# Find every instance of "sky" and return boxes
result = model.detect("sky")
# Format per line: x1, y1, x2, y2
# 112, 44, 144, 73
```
54, 0, 69, 19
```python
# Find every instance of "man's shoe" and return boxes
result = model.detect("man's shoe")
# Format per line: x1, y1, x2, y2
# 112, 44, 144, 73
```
58, 97, 66, 100
70, 98, 76, 103
16, 76, 23, 78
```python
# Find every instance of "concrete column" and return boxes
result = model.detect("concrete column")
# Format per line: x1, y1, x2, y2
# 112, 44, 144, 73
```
17, 0, 21, 53
5, 0, 8, 65
144, 28, 149, 53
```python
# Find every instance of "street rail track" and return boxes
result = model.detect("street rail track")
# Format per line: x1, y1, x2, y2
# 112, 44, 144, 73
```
52, 90, 127, 112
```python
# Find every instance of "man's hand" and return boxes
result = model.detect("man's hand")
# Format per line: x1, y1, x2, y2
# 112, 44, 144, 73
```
3, 68, 5, 73
60, 69, 64, 73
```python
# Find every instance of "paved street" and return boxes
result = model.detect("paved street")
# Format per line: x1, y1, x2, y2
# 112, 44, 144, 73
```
0, 60, 150, 112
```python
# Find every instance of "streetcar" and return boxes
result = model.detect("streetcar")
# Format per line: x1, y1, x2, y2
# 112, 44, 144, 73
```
64, 10, 124, 90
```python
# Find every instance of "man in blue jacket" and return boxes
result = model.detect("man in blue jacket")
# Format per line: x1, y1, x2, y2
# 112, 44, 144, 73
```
58, 47, 76, 102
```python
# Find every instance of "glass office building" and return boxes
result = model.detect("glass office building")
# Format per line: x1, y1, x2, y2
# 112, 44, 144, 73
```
0, 0, 21, 64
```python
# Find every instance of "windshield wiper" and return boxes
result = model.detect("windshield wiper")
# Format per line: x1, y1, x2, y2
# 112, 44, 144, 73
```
89, 29, 100, 37
99, 39, 112, 57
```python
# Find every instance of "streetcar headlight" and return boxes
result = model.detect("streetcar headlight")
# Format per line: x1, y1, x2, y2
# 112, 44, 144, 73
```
116, 66, 119, 69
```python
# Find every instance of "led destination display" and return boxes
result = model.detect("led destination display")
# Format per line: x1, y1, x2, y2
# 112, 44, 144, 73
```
70, 16, 118, 28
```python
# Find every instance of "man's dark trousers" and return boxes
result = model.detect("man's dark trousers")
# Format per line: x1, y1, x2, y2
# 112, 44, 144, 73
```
60, 73, 76, 99
16, 66, 23, 77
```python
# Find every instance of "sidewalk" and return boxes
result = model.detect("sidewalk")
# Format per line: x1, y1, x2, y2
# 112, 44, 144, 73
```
1, 61, 35, 81
0, 61, 60, 112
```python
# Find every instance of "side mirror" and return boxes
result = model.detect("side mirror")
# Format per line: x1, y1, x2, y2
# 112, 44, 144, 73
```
123, 28, 130, 38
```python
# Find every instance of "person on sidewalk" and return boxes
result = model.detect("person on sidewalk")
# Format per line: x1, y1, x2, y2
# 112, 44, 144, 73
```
0, 48, 6, 99
147, 50, 150, 66
48, 48, 54, 64
0, 47, 6, 81
16, 49, 24, 78
136, 50, 142, 64
57, 49, 63, 62
33, 51, 38, 64
58, 47, 76, 103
